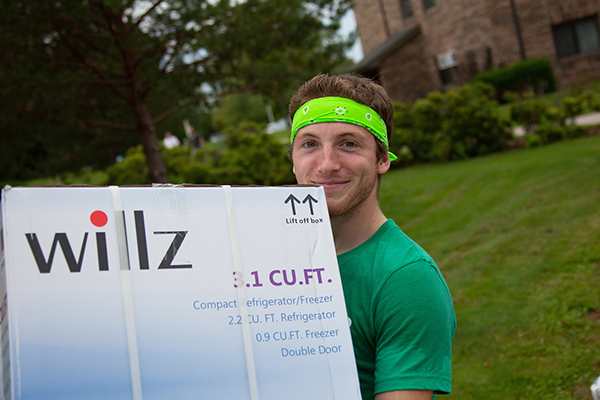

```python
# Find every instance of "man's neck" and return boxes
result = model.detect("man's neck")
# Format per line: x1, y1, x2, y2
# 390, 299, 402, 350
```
330, 200, 388, 255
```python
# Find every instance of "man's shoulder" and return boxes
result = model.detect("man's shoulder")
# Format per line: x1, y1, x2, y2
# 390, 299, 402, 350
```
373, 220, 435, 267
338, 219, 437, 279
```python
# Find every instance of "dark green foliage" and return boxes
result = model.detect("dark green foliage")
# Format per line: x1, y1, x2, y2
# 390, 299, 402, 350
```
390, 83, 511, 166
510, 98, 555, 134
163, 146, 216, 185
106, 123, 294, 186
0, 0, 352, 182
471, 58, 557, 100
528, 122, 565, 147
213, 123, 295, 185
510, 90, 594, 147
212, 93, 270, 131
562, 92, 597, 121
527, 122, 587, 147
106, 146, 152, 186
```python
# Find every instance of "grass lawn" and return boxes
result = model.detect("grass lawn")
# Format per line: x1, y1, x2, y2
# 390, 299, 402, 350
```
379, 135, 600, 399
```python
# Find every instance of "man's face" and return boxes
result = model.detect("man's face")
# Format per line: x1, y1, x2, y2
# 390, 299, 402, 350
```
291, 122, 390, 217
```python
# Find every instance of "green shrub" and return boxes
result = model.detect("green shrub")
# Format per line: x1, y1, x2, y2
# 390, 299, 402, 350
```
61, 169, 109, 186
391, 82, 511, 165
562, 92, 593, 121
543, 106, 566, 124
536, 121, 565, 145
525, 133, 544, 147
392, 102, 414, 129
508, 88, 600, 148
471, 58, 557, 100
390, 128, 419, 167
391, 95, 444, 164
106, 123, 295, 186
214, 122, 295, 185
510, 96, 574, 147
106, 146, 151, 185
563, 124, 587, 140
162, 145, 216, 184
510, 98, 549, 134
212, 93, 270, 131
502, 91, 520, 103
439, 82, 511, 159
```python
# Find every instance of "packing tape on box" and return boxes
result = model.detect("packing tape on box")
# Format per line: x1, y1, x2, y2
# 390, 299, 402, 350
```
110, 186, 143, 400
223, 185, 260, 400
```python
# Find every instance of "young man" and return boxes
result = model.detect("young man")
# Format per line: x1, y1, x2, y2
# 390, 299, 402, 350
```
289, 74, 456, 400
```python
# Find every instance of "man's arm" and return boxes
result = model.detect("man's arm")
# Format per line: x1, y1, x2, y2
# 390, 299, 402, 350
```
375, 390, 433, 400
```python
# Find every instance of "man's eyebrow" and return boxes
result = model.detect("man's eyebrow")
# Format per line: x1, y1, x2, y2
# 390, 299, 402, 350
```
295, 131, 319, 138
337, 132, 363, 138
296, 130, 364, 139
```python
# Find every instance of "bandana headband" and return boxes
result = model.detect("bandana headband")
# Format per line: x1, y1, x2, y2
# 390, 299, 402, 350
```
291, 96, 397, 161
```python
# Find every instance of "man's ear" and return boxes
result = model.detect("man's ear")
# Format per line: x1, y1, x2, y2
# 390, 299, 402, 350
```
377, 153, 391, 175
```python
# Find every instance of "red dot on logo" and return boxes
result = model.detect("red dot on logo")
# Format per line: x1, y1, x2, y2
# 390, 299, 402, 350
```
90, 211, 108, 227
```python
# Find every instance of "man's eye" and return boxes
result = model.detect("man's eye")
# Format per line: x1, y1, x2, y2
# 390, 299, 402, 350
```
343, 141, 356, 147
304, 141, 316, 148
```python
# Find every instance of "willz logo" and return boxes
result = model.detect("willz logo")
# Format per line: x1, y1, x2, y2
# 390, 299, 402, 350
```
25, 210, 190, 274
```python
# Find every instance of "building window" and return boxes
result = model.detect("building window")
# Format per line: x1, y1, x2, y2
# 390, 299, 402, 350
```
423, 0, 435, 10
400, 0, 414, 19
439, 68, 454, 85
553, 15, 600, 58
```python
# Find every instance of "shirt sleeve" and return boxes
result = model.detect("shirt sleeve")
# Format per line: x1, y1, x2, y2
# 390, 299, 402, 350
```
372, 260, 456, 395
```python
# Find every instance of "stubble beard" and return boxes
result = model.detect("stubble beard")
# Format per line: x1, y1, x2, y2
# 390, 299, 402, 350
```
327, 170, 380, 219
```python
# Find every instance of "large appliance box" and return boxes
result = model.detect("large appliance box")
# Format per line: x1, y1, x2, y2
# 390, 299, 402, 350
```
0, 186, 360, 400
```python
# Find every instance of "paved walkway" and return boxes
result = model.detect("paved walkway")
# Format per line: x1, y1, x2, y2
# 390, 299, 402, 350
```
513, 111, 600, 137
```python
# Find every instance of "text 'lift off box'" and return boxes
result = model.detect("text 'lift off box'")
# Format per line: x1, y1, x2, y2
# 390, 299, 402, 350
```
0, 185, 360, 400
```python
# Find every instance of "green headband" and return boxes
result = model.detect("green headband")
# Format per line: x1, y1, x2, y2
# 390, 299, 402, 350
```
291, 96, 397, 161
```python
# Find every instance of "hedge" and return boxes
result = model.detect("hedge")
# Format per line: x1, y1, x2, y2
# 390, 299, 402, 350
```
471, 58, 557, 100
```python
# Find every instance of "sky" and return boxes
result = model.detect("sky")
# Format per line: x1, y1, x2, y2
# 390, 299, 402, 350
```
340, 9, 364, 63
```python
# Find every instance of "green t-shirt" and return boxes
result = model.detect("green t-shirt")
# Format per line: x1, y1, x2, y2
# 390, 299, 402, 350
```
337, 219, 456, 400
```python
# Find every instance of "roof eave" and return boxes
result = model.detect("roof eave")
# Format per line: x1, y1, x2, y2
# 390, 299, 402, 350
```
348, 24, 421, 73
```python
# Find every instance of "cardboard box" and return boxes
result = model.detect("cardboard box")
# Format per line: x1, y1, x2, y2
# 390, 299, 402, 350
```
592, 374, 600, 400
0, 186, 360, 400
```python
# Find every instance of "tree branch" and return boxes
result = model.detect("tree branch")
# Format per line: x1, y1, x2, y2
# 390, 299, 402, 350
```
28, 111, 137, 131
99, 4, 141, 102
165, 54, 213, 75
159, 51, 178, 74
57, 32, 132, 102
151, 95, 206, 124
134, 0, 167, 28
135, 44, 168, 69
71, 29, 117, 61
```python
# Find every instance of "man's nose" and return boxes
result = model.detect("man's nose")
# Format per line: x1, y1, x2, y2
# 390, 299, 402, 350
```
317, 145, 341, 173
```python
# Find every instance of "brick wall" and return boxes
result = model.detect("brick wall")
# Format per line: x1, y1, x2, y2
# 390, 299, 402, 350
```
379, 33, 433, 101
514, 0, 555, 59
547, 0, 600, 22
484, 0, 519, 68
354, 0, 389, 55
419, 0, 496, 85
352, 0, 600, 98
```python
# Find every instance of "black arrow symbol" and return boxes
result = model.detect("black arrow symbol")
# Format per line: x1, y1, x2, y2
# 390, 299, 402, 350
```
285, 194, 301, 215
302, 194, 318, 215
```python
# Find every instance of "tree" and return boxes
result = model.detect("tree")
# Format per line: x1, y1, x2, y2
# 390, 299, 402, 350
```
1, 0, 352, 182
212, 92, 269, 131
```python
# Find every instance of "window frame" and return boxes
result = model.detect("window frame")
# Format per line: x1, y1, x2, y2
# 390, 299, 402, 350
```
400, 0, 414, 20
423, 0, 436, 10
552, 15, 600, 59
